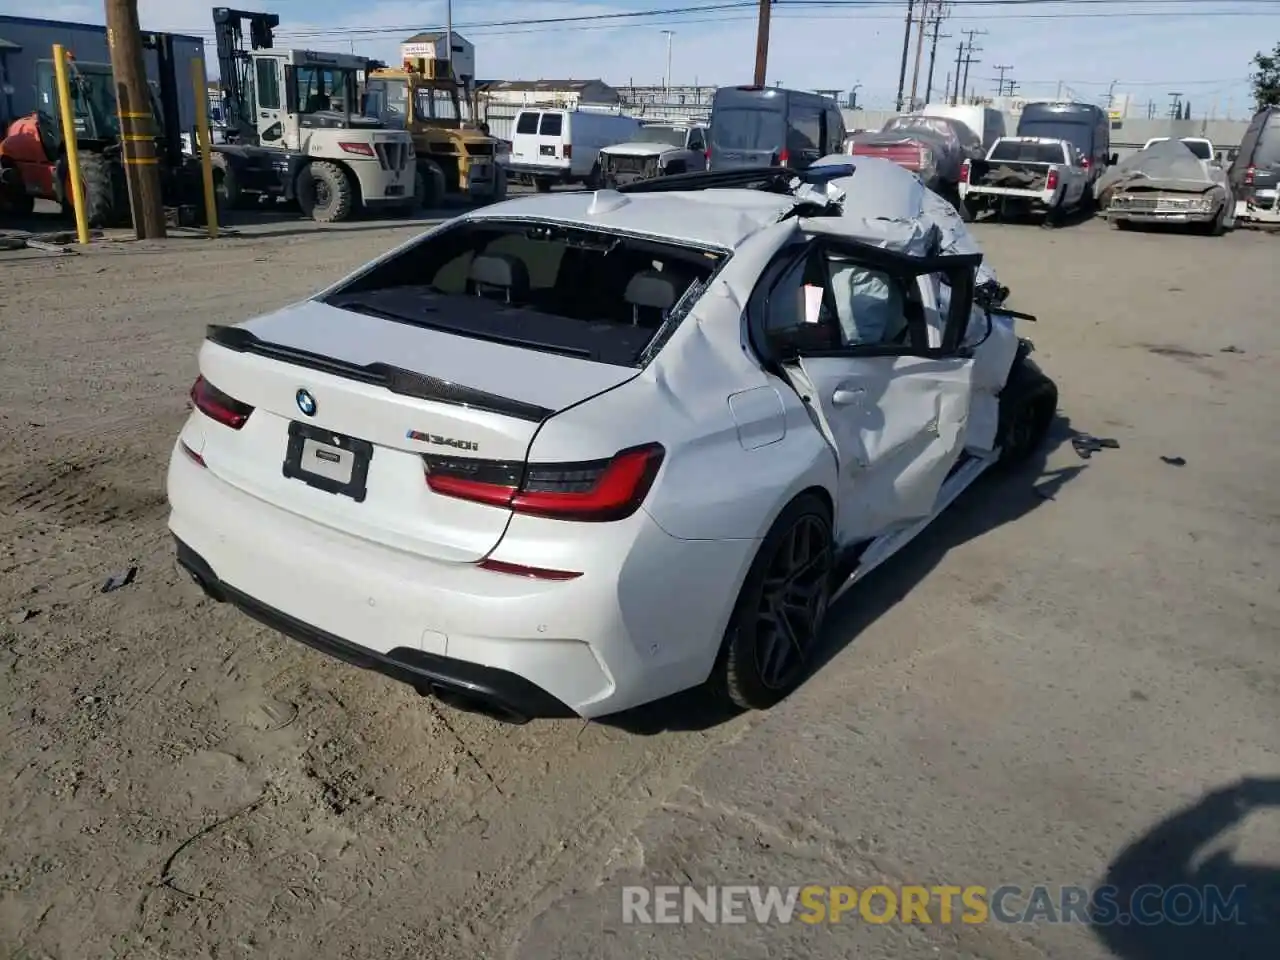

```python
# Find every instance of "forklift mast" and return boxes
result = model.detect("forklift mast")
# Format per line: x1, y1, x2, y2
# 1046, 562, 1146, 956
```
211, 7, 279, 142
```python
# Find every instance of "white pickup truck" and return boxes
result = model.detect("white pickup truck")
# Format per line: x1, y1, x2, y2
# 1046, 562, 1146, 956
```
958, 136, 1090, 225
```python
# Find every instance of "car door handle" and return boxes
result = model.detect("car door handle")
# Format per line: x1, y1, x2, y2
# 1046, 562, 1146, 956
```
832, 388, 864, 407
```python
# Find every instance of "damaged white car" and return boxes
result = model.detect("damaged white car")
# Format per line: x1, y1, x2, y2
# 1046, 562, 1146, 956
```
1098, 138, 1235, 235
167, 156, 1057, 722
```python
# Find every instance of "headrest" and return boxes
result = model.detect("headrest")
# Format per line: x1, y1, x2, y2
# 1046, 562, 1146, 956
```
624, 270, 678, 311
469, 254, 530, 293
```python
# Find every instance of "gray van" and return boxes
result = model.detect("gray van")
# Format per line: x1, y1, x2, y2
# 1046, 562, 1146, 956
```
708, 86, 846, 171
1228, 106, 1280, 207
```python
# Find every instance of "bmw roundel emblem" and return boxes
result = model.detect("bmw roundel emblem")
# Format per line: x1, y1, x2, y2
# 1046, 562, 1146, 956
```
296, 389, 317, 417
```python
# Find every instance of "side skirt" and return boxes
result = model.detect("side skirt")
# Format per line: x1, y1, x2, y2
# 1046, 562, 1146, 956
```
831, 449, 998, 604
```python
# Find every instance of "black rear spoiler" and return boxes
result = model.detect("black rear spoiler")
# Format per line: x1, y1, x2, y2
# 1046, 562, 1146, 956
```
614, 162, 857, 196
205, 324, 555, 423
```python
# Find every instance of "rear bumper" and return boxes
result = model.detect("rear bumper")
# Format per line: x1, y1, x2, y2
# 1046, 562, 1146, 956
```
175, 538, 571, 723
166, 441, 753, 719
499, 161, 574, 182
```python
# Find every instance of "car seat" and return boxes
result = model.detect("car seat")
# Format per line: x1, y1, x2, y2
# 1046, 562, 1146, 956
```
468, 254, 530, 304
624, 270, 678, 327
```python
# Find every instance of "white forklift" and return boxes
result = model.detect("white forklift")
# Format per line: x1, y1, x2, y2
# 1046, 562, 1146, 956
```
210, 8, 419, 222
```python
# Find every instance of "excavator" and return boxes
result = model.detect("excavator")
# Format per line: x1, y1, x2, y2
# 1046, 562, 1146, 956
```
364, 51, 505, 206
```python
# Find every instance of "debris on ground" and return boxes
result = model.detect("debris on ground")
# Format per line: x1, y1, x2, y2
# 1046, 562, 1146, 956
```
1220, 345, 1245, 354
100, 567, 138, 594
0, 229, 104, 255
8, 608, 40, 624
1071, 434, 1120, 459
1160, 456, 1188, 466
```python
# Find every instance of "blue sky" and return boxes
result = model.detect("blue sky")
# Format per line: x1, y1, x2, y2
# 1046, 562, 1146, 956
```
3, 0, 1276, 117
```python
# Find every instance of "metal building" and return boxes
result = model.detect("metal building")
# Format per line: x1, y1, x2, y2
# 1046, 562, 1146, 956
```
0, 14, 206, 132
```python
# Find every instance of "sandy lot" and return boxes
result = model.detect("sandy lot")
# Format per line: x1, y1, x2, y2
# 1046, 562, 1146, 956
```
1, 215, 1277, 960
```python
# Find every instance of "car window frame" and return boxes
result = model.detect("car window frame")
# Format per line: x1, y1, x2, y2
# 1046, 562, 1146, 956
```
745, 237, 981, 366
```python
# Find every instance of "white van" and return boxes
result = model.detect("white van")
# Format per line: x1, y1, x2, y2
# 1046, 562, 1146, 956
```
505, 108, 643, 191
920, 103, 1007, 150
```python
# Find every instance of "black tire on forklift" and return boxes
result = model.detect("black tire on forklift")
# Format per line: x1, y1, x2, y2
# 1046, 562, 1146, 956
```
491, 163, 508, 203
69, 151, 126, 228
211, 153, 244, 210
416, 159, 445, 210
0, 160, 34, 215
298, 160, 354, 223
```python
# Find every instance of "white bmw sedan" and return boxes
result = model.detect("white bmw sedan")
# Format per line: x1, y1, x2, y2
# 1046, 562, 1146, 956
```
167, 161, 1057, 722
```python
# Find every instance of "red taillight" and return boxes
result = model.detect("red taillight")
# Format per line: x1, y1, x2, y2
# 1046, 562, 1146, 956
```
1080, 156, 1091, 172
338, 141, 376, 157
563, 142, 572, 159
423, 443, 665, 522
190, 376, 253, 430
1245, 165, 1256, 185
180, 440, 206, 467
477, 558, 582, 581
777, 148, 790, 166
1046, 168, 1059, 191
960, 159, 971, 183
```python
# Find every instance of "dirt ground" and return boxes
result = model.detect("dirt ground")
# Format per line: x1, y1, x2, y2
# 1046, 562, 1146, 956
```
1, 215, 1277, 960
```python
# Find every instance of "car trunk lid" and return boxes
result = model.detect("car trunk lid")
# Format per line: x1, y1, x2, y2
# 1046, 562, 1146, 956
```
192, 300, 639, 563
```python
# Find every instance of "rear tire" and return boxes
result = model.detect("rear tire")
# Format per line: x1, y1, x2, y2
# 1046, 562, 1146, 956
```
717, 494, 834, 711
534, 177, 553, 193
211, 153, 244, 210
298, 160, 354, 223
71, 152, 127, 228
416, 159, 445, 210
960, 197, 979, 223
996, 358, 1058, 467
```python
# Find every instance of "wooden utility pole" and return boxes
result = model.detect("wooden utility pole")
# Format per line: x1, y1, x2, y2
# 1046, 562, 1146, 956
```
894, 0, 915, 111
925, 5, 948, 104
105, 0, 166, 238
753, 0, 771, 86
908, 0, 930, 110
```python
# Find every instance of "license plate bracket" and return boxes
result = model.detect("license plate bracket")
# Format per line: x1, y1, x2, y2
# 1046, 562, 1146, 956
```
283, 421, 373, 502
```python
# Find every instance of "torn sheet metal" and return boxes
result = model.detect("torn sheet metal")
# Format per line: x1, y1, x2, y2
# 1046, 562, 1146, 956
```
807, 154, 1001, 289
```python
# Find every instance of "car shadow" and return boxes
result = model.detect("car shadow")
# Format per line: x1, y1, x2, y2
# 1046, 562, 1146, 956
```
1091, 777, 1280, 960
603, 413, 1088, 735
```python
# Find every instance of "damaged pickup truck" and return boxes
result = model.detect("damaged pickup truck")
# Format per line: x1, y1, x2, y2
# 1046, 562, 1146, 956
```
958, 136, 1090, 225
598, 122, 708, 188
1098, 138, 1234, 235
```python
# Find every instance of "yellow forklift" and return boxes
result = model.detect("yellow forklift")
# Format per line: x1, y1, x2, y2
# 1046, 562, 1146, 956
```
365, 54, 505, 207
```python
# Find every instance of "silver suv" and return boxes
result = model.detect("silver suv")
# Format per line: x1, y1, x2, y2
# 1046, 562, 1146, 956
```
599, 122, 708, 187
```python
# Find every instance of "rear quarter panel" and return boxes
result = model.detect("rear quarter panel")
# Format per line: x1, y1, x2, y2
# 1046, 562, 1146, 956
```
527, 229, 835, 542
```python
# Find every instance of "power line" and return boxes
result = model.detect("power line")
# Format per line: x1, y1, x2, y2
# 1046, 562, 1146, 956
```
170, 0, 1280, 42
993, 63, 1014, 96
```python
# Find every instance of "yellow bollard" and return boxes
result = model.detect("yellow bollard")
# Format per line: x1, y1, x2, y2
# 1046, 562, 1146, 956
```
51, 44, 90, 245
190, 56, 219, 239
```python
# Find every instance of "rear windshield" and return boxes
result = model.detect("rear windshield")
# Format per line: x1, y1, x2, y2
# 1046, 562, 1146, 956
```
324, 221, 724, 367
539, 113, 562, 136
515, 111, 538, 134
1016, 119, 1091, 154
711, 107, 785, 151
1181, 140, 1212, 160
989, 140, 1065, 163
